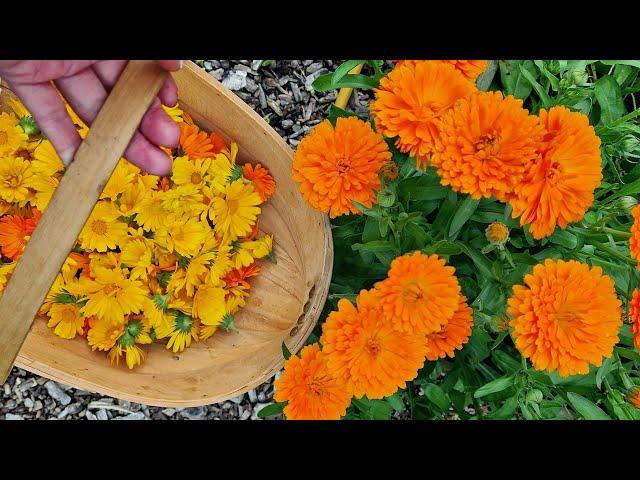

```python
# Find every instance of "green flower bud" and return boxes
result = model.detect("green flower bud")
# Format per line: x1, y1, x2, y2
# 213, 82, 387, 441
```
571, 69, 589, 86
526, 389, 543, 404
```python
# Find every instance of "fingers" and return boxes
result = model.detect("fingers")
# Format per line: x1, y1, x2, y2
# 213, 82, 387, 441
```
158, 75, 178, 107
124, 133, 172, 176
155, 60, 182, 71
0, 60, 98, 85
140, 98, 180, 149
9, 81, 81, 165
54, 67, 108, 125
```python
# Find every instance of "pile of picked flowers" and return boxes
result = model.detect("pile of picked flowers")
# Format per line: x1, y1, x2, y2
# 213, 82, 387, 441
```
0, 94, 275, 369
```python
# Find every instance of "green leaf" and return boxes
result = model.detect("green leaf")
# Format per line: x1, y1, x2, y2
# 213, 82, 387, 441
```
488, 396, 519, 420
473, 375, 515, 398
449, 197, 480, 239
594, 76, 625, 125
257, 402, 286, 418
423, 384, 450, 411
596, 357, 615, 390
600, 60, 640, 69
328, 104, 360, 125
331, 60, 365, 85
549, 230, 578, 250
386, 393, 405, 412
313, 73, 379, 92
566, 392, 611, 420
281, 341, 291, 360
458, 243, 496, 281
351, 240, 397, 254
491, 350, 522, 375
519, 64, 552, 108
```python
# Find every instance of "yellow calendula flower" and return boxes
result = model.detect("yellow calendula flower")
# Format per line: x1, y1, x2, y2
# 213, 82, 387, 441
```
108, 344, 146, 369
192, 283, 227, 327
87, 317, 125, 351
133, 190, 168, 232
162, 103, 184, 123
32, 140, 64, 176
65, 102, 89, 139
100, 159, 138, 200
155, 213, 208, 257
89, 251, 121, 272
250, 234, 273, 259
118, 177, 147, 217
0, 261, 17, 293
212, 179, 261, 242
8, 98, 30, 119
161, 184, 205, 216
0, 156, 33, 204
156, 311, 199, 353
82, 267, 148, 324
47, 303, 85, 340
0, 112, 28, 157
486, 221, 509, 245
79, 201, 128, 252
208, 152, 234, 194
200, 298, 239, 340
171, 156, 212, 189
120, 239, 153, 280
230, 234, 272, 269
29, 172, 59, 211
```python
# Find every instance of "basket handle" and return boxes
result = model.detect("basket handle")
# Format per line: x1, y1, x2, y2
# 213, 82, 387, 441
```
0, 61, 168, 383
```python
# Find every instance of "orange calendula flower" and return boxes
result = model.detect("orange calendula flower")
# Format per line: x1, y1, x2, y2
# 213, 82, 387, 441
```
371, 61, 476, 170
379, 160, 399, 182
243, 163, 276, 202
432, 91, 544, 201
396, 60, 489, 82
375, 251, 461, 335
442, 60, 489, 81
509, 105, 602, 239
628, 387, 640, 409
292, 117, 390, 218
425, 296, 474, 361
273, 343, 352, 420
210, 132, 227, 154
629, 289, 640, 351
0, 210, 40, 260
321, 289, 427, 399
222, 263, 261, 290
179, 122, 215, 159
485, 221, 510, 245
630, 205, 640, 265
508, 259, 621, 377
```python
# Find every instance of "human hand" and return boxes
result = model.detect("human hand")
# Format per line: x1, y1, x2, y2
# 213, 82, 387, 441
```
0, 60, 182, 175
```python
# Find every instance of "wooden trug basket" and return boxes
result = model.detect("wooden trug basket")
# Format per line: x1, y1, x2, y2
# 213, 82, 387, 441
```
0, 61, 333, 407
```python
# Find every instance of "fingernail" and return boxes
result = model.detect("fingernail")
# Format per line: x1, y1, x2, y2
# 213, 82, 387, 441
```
179, 60, 184, 69
59, 147, 76, 167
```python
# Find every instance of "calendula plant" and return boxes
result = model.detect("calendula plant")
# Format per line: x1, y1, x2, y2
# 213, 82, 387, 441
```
263, 60, 640, 420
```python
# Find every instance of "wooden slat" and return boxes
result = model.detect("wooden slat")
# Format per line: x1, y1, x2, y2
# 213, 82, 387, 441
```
0, 61, 168, 382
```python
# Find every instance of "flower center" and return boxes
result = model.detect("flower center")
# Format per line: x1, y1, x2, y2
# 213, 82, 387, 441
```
4, 173, 22, 188
0, 131, 7, 145
336, 157, 350, 174
475, 133, 501, 154
61, 307, 77, 323
555, 308, 579, 328
91, 219, 108, 236
308, 375, 328, 396
227, 198, 240, 215
191, 172, 202, 184
173, 229, 185, 242
402, 281, 425, 303
102, 284, 120, 296
16, 149, 32, 160
546, 161, 561, 183
366, 337, 381, 357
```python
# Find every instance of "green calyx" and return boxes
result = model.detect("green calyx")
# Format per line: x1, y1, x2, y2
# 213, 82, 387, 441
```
19, 116, 40, 136
174, 311, 194, 333
220, 313, 239, 334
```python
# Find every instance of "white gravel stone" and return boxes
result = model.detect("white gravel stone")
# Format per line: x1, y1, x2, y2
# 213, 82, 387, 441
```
114, 412, 147, 420
5, 413, 24, 420
44, 381, 71, 406
221, 70, 247, 91
96, 410, 108, 421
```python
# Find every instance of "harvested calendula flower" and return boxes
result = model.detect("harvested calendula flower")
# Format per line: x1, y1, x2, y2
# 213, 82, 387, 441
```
0, 97, 277, 369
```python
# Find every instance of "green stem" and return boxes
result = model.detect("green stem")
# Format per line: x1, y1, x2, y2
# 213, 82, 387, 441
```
473, 397, 485, 420
600, 227, 631, 238
591, 241, 636, 265
406, 381, 415, 420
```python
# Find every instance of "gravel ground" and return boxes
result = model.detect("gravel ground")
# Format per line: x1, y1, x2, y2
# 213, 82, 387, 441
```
0, 59, 375, 421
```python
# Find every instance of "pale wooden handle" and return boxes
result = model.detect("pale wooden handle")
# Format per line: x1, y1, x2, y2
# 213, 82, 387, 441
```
0, 60, 168, 382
